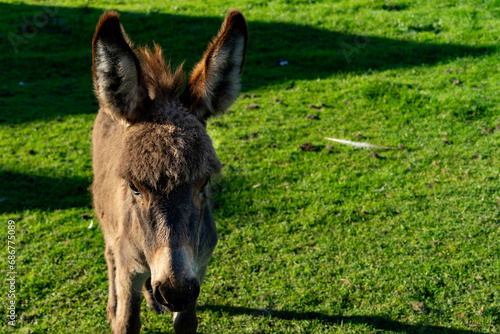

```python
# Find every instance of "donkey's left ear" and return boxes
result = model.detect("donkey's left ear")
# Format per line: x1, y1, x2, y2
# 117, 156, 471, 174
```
181, 9, 248, 122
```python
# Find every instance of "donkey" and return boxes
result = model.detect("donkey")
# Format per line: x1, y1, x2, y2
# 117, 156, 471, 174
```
91, 10, 247, 334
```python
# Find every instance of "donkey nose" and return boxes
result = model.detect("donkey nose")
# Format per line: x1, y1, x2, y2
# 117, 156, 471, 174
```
153, 278, 200, 312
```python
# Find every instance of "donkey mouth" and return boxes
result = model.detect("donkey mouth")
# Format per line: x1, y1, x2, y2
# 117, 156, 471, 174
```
153, 279, 200, 313
165, 303, 190, 313
160, 295, 198, 312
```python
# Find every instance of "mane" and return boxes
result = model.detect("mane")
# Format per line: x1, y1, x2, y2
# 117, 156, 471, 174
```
138, 43, 185, 101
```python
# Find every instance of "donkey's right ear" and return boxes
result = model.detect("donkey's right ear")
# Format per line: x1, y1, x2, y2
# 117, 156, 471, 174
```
92, 11, 145, 124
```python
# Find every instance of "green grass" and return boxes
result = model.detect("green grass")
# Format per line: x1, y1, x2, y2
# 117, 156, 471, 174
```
1, 0, 499, 333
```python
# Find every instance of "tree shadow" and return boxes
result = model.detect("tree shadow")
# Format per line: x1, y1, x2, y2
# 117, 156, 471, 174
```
0, 170, 91, 213
0, 2, 496, 124
198, 305, 486, 334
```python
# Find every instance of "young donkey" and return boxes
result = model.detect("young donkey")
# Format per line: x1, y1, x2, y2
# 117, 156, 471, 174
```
91, 10, 247, 334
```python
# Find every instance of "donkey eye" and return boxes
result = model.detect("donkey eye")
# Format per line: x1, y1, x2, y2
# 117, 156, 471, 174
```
199, 178, 210, 194
129, 181, 144, 199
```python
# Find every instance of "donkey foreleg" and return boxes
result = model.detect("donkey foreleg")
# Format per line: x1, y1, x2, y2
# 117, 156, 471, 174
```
105, 247, 117, 325
112, 265, 148, 334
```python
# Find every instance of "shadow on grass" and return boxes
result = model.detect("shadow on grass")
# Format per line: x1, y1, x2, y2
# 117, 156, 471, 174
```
198, 305, 486, 334
0, 170, 91, 213
0, 2, 496, 123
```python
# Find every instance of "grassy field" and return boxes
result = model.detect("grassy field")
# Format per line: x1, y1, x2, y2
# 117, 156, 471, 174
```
1, 0, 499, 333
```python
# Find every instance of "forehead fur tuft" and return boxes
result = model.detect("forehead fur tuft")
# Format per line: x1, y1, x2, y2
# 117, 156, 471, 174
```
119, 108, 221, 190
138, 44, 185, 101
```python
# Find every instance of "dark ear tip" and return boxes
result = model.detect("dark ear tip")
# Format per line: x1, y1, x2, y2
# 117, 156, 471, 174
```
93, 11, 122, 42
225, 9, 247, 33
101, 10, 120, 19
226, 8, 244, 18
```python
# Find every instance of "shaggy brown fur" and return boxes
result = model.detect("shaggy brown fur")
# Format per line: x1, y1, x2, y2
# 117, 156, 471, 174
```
91, 9, 247, 334
119, 111, 222, 192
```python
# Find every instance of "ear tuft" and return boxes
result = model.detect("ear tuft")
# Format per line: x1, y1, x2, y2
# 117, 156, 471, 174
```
181, 9, 248, 122
92, 11, 145, 124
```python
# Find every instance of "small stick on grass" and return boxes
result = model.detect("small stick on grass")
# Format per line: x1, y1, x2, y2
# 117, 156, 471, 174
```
325, 137, 396, 150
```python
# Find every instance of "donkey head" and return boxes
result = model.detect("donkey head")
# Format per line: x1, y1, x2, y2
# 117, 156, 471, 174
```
92, 10, 247, 312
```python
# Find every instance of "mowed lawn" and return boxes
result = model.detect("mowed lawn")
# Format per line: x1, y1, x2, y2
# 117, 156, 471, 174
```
1, 0, 499, 333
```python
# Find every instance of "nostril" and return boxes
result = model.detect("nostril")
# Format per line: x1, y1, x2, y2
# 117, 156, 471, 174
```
152, 282, 166, 304
186, 279, 200, 302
